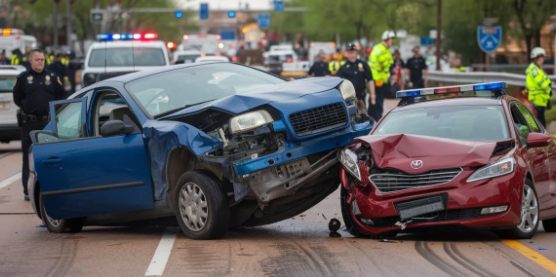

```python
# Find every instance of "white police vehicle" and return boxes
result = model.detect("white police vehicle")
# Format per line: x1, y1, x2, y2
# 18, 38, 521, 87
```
0, 65, 26, 143
81, 33, 170, 88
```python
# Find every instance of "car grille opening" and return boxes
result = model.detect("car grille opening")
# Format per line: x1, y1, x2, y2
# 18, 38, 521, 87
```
368, 207, 496, 228
289, 103, 348, 137
369, 168, 462, 193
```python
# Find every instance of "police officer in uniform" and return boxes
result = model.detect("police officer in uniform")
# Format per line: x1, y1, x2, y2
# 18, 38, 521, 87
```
12, 49, 66, 201
405, 46, 428, 89
308, 51, 331, 77
526, 47, 552, 127
337, 43, 374, 115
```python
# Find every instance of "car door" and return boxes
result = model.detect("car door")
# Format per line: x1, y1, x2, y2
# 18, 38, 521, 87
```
31, 96, 154, 220
513, 103, 552, 210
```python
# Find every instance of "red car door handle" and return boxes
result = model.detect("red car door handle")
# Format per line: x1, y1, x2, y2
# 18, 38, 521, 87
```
42, 158, 62, 165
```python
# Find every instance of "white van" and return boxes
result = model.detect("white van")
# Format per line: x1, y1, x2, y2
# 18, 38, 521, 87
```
0, 29, 37, 59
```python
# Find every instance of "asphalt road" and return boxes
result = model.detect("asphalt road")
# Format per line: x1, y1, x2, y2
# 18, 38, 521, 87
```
1, 99, 556, 277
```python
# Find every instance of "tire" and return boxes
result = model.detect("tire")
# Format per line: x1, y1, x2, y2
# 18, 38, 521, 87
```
542, 218, 556, 232
173, 171, 229, 240
39, 194, 83, 233
495, 179, 539, 239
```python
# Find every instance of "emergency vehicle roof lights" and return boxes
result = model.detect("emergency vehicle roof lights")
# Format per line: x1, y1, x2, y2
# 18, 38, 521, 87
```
0, 29, 23, 36
96, 33, 158, 41
396, 82, 508, 98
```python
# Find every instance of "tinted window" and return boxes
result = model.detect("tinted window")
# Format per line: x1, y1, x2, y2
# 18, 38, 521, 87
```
126, 63, 285, 117
516, 103, 540, 133
0, 76, 16, 92
88, 48, 166, 67
375, 105, 510, 141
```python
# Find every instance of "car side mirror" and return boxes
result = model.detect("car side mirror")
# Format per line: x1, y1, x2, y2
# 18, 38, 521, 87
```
100, 120, 134, 137
526, 133, 551, 148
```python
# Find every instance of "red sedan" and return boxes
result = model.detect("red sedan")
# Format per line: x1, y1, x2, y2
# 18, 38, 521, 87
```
339, 82, 556, 239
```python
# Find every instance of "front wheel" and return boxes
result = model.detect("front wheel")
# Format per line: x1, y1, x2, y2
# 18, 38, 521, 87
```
39, 194, 83, 233
173, 171, 229, 240
495, 179, 539, 239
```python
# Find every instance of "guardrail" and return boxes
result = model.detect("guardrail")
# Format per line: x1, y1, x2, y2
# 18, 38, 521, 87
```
428, 71, 556, 88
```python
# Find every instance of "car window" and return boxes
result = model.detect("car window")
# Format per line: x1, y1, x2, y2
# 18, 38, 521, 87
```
375, 105, 510, 141
53, 101, 85, 140
125, 63, 285, 117
510, 104, 530, 144
93, 92, 141, 136
516, 103, 541, 133
0, 76, 16, 93
88, 47, 166, 67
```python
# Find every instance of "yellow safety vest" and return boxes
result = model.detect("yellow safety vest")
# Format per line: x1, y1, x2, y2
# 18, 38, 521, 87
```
329, 60, 345, 75
368, 42, 393, 86
526, 63, 552, 107
46, 55, 54, 65
61, 57, 69, 65
10, 56, 19, 65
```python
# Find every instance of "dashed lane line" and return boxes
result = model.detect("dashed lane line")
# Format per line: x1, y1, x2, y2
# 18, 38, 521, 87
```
145, 227, 178, 276
501, 239, 556, 276
0, 171, 21, 191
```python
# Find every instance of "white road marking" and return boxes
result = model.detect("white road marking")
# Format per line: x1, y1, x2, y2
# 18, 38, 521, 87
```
145, 227, 178, 276
0, 171, 22, 190
0, 152, 13, 160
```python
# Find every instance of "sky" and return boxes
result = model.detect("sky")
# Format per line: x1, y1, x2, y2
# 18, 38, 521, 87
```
175, 0, 274, 10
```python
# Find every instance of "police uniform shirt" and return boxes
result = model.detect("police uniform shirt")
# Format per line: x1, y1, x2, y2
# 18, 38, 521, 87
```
13, 68, 66, 116
308, 61, 331, 77
405, 56, 428, 81
47, 60, 67, 79
336, 59, 373, 92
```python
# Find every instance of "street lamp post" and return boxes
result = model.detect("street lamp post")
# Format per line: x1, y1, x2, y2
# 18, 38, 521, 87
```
436, 0, 441, 71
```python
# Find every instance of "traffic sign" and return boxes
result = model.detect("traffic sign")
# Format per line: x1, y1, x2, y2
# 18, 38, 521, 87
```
258, 14, 270, 29
420, 37, 434, 46
274, 1, 284, 12
220, 29, 235, 40
477, 26, 502, 54
200, 3, 209, 20
90, 9, 104, 22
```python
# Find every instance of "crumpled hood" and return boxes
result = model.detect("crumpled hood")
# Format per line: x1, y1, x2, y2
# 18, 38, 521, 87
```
355, 134, 497, 174
164, 77, 344, 117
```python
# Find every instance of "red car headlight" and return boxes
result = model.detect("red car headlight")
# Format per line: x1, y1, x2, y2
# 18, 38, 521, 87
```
467, 157, 515, 183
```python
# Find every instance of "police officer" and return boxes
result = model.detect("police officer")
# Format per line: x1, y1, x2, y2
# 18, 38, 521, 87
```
526, 47, 552, 127
47, 53, 67, 85
308, 51, 331, 77
12, 49, 66, 201
337, 43, 374, 115
405, 46, 428, 89
329, 49, 346, 75
368, 30, 395, 121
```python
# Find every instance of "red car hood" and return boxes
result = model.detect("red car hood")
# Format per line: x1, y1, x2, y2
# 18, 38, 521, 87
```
354, 134, 498, 174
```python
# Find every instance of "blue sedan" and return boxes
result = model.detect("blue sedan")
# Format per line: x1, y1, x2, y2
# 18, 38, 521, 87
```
27, 62, 373, 239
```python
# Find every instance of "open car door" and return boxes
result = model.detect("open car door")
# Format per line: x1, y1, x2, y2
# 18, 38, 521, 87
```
30, 97, 154, 219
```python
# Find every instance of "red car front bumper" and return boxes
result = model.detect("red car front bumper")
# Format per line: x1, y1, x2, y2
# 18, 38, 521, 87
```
340, 167, 525, 235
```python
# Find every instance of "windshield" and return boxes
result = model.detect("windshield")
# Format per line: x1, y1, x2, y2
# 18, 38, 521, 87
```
126, 63, 285, 117
375, 105, 510, 141
177, 54, 200, 62
88, 47, 166, 67
0, 76, 16, 92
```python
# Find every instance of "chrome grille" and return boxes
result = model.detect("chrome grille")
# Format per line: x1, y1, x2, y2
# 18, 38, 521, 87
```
289, 103, 348, 137
369, 168, 462, 193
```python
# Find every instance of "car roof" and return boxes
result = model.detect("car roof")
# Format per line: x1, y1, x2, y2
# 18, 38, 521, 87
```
90, 40, 166, 49
0, 66, 26, 76
393, 96, 504, 112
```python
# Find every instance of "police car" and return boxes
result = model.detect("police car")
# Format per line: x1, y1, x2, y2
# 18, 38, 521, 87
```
81, 33, 170, 88
0, 65, 26, 143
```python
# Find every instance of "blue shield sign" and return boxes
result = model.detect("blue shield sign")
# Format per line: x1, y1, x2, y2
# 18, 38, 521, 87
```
258, 14, 270, 29
274, 1, 284, 12
200, 3, 209, 20
477, 26, 502, 53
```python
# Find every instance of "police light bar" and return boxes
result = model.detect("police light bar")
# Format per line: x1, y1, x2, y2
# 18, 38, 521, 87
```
396, 82, 508, 98
0, 29, 23, 36
96, 33, 158, 41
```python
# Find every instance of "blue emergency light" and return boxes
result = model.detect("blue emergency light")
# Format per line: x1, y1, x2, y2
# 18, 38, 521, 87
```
396, 82, 508, 98
96, 33, 158, 41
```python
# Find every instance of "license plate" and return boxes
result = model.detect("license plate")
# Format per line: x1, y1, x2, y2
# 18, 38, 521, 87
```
0, 102, 9, 110
396, 195, 445, 220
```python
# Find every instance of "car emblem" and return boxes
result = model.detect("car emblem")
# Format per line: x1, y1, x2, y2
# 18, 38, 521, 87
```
411, 160, 423, 169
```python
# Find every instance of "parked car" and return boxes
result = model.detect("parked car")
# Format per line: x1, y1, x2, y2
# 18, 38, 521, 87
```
0, 65, 26, 143
339, 82, 556, 239
28, 62, 373, 239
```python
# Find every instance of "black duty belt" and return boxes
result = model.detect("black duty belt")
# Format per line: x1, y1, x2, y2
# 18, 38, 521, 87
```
23, 113, 50, 122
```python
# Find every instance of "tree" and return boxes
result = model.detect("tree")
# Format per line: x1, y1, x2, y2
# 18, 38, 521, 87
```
511, 0, 556, 60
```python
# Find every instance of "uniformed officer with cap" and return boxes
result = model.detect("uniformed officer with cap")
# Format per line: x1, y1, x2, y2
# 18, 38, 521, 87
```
337, 43, 374, 115
12, 49, 65, 201
308, 51, 331, 77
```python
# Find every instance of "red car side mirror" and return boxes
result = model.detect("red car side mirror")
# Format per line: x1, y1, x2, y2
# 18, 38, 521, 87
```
526, 133, 551, 148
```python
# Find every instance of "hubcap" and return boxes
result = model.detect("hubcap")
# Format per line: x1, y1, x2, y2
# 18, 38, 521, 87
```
178, 182, 208, 231
45, 210, 62, 228
517, 185, 539, 233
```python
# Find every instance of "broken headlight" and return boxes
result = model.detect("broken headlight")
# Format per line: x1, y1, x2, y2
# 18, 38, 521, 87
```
339, 148, 361, 181
339, 80, 356, 101
230, 110, 274, 134
467, 157, 515, 183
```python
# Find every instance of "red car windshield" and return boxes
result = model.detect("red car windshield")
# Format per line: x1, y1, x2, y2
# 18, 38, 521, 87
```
375, 105, 510, 141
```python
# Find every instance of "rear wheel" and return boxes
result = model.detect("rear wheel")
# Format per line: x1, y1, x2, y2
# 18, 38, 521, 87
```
495, 179, 539, 239
173, 171, 229, 240
39, 194, 83, 233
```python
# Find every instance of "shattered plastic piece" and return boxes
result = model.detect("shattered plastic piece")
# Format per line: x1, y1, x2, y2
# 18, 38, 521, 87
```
394, 220, 412, 230
39, 225, 46, 228
529, 241, 534, 243
329, 218, 341, 232
538, 247, 547, 250
380, 239, 401, 243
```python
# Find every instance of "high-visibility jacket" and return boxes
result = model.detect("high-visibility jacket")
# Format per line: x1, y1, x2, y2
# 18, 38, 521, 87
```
368, 42, 393, 87
61, 57, 69, 65
46, 55, 54, 65
328, 60, 345, 75
10, 54, 21, 65
526, 63, 552, 107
